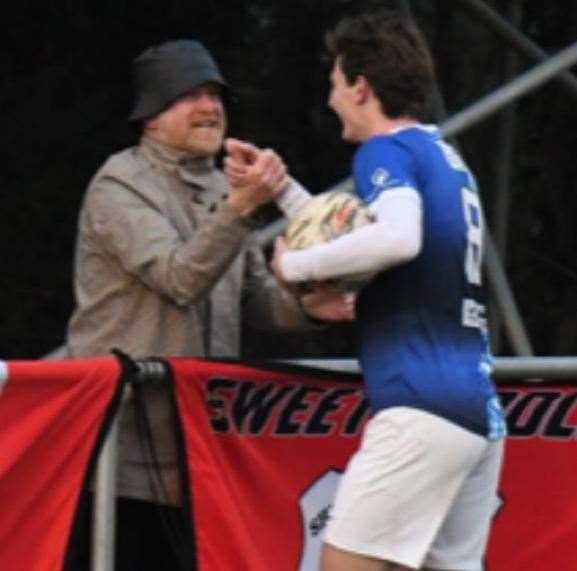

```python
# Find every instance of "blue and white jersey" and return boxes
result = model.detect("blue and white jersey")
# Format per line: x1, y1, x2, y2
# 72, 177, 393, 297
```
353, 125, 506, 440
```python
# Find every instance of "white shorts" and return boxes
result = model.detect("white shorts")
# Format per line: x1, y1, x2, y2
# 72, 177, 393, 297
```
324, 407, 504, 570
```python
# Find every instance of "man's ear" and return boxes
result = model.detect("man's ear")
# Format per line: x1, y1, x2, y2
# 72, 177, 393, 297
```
353, 75, 371, 104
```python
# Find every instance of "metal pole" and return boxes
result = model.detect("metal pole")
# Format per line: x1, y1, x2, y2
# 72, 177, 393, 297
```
485, 236, 533, 355
91, 413, 119, 571
279, 357, 577, 381
441, 41, 577, 139
492, 0, 522, 253
456, 0, 577, 99
490, 0, 522, 352
90, 360, 166, 571
493, 357, 577, 380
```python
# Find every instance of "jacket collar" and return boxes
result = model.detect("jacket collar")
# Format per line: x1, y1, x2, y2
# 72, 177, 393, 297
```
140, 136, 216, 186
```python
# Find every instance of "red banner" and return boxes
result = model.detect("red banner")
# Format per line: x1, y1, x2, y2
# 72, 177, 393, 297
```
170, 360, 577, 571
486, 385, 577, 570
0, 357, 122, 571
170, 359, 369, 571
2, 357, 575, 570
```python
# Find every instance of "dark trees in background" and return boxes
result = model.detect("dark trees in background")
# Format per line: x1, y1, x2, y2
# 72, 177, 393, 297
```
1, 0, 576, 359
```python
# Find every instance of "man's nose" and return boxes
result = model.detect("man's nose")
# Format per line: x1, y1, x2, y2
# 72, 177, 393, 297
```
196, 94, 221, 111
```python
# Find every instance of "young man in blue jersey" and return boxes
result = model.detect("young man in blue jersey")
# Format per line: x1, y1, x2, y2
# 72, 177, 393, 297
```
225, 7, 506, 571
264, 7, 506, 571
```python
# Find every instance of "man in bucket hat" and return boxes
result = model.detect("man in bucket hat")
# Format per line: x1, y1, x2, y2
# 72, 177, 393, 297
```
129, 39, 228, 122
66, 39, 353, 570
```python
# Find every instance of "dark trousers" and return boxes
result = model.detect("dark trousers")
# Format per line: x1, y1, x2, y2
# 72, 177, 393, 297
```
65, 495, 194, 571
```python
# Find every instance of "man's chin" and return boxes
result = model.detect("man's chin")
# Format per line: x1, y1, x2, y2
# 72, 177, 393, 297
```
341, 130, 354, 143
186, 139, 224, 157
341, 129, 362, 144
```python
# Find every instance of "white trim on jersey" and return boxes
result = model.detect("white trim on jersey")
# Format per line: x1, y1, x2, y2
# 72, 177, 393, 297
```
281, 186, 423, 283
387, 122, 437, 137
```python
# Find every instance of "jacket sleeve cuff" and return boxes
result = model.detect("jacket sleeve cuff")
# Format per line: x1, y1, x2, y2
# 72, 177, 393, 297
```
216, 200, 264, 230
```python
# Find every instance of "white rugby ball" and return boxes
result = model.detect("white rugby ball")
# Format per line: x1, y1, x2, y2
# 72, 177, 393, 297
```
285, 191, 377, 291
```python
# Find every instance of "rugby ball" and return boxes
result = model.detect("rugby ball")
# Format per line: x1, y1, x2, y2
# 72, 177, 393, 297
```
285, 191, 377, 291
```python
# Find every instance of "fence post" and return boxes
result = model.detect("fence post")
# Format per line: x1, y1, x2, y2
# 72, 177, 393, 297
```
92, 412, 119, 571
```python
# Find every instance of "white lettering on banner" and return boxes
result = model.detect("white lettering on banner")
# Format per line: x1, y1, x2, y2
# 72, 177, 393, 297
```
0, 361, 7, 394
462, 298, 487, 331
298, 470, 341, 570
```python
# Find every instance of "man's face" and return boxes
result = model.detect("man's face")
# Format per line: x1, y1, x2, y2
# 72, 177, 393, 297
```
146, 83, 226, 156
328, 58, 361, 143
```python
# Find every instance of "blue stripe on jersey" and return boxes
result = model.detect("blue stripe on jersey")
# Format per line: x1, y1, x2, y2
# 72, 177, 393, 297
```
353, 126, 506, 440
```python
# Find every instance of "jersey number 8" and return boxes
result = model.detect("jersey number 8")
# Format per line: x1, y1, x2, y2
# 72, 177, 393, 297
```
461, 187, 483, 286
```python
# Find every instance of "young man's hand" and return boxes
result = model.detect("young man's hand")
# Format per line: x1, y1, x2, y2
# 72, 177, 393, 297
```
299, 290, 356, 322
271, 236, 355, 322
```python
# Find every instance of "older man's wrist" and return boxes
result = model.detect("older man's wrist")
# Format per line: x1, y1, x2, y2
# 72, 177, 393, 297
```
226, 192, 258, 217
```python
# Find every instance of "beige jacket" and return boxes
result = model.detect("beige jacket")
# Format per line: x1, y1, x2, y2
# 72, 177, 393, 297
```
66, 137, 310, 503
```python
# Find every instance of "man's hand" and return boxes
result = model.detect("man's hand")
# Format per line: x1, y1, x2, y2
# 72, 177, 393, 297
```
224, 138, 259, 184
224, 138, 289, 217
299, 290, 356, 322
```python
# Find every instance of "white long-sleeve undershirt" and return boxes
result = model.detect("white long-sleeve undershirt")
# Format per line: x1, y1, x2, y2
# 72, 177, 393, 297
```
276, 179, 313, 219
280, 186, 423, 283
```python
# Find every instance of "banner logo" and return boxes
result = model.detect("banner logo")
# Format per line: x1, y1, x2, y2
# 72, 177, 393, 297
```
206, 377, 370, 436
298, 470, 341, 571
498, 389, 577, 439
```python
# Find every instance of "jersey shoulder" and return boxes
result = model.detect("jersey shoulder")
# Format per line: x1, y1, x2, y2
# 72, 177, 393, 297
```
353, 133, 420, 203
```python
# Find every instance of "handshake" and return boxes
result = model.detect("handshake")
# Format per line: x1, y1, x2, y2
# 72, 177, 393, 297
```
223, 138, 356, 324
223, 138, 290, 217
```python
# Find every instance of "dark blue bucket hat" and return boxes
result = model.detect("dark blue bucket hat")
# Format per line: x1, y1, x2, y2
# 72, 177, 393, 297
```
129, 39, 228, 121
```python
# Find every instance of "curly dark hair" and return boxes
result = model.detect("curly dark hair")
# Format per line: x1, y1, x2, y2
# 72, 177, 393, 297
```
326, 7, 435, 120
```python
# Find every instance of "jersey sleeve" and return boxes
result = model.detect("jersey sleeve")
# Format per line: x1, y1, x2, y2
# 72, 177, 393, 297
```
353, 136, 419, 204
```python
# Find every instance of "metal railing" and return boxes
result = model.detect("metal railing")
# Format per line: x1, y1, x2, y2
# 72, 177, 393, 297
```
91, 356, 577, 571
